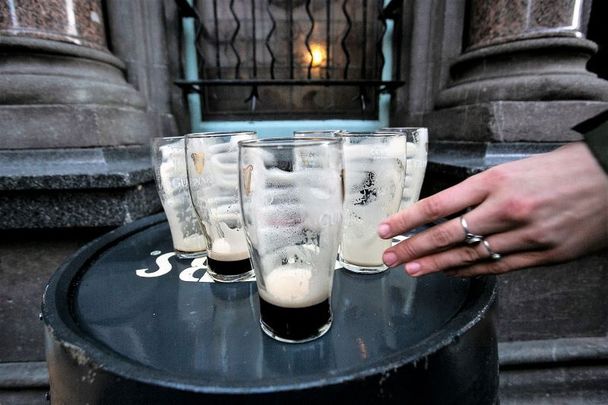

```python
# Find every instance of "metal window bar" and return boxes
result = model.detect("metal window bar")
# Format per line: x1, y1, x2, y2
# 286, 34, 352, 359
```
177, 0, 404, 136
325, 0, 330, 80
230, 0, 242, 78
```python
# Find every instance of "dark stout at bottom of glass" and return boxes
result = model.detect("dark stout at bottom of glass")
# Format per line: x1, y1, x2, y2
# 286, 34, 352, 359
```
207, 257, 252, 276
259, 297, 331, 341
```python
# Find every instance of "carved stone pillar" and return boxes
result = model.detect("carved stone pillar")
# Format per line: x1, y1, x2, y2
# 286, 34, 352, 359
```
0, 0, 152, 148
0, 0, 161, 228
0, 2, 178, 393
402, 3, 608, 391
429, 0, 608, 143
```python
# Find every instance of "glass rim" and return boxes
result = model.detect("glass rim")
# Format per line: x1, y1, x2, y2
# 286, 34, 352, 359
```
185, 131, 256, 139
293, 130, 342, 135
379, 127, 429, 131
239, 137, 342, 148
336, 131, 402, 138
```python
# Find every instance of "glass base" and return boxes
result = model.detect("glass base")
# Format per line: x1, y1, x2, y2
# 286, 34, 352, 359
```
260, 318, 332, 344
175, 250, 207, 259
339, 256, 389, 274
206, 268, 255, 283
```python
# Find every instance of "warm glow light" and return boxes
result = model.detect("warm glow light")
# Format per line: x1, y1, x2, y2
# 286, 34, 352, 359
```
308, 43, 326, 67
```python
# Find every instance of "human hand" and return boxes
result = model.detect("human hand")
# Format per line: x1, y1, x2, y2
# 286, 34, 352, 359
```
377, 142, 608, 277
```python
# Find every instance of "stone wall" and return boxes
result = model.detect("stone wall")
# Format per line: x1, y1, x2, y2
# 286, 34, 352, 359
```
0, 1, 186, 402
394, 0, 608, 402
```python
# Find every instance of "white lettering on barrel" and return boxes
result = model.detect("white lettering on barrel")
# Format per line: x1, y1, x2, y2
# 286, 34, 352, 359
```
179, 257, 207, 282
135, 252, 210, 282
135, 252, 175, 278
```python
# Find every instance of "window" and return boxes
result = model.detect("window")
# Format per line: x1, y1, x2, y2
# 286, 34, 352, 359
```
178, 0, 404, 136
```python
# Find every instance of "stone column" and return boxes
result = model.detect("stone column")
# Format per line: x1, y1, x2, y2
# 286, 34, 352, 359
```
402, 2, 608, 397
0, 0, 161, 228
0, 2, 168, 396
0, 0, 152, 148
429, 0, 608, 143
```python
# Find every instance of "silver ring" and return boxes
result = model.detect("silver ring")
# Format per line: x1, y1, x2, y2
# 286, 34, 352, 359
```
482, 239, 501, 261
460, 216, 484, 245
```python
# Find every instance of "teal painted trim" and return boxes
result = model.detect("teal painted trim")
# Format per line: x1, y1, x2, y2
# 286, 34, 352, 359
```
182, 0, 394, 136
191, 120, 386, 138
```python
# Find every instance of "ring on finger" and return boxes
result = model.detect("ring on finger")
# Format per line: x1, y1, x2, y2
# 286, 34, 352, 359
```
482, 239, 501, 261
460, 216, 484, 245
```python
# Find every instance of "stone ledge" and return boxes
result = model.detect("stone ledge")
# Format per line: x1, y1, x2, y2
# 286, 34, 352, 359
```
422, 140, 563, 197
0, 185, 161, 229
499, 337, 608, 404
499, 337, 608, 367
429, 141, 562, 169
0, 146, 161, 229
0, 362, 48, 388
425, 101, 608, 142
0, 147, 154, 190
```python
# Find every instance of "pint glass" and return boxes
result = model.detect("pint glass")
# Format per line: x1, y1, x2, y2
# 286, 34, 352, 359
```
151, 136, 207, 259
239, 138, 343, 343
381, 127, 428, 209
185, 131, 256, 282
338, 131, 406, 273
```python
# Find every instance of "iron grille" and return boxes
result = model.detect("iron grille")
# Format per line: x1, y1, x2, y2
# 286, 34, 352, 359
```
176, 0, 404, 120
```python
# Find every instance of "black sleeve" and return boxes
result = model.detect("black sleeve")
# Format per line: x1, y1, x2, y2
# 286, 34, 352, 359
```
572, 110, 608, 175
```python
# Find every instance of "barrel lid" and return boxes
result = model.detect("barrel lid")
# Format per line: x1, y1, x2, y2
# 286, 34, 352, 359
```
42, 213, 496, 394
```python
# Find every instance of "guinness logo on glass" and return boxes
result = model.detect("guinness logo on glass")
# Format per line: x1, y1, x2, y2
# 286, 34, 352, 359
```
242, 164, 253, 196
191, 152, 205, 174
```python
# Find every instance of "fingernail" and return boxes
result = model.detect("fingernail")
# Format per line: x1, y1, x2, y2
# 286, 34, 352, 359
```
405, 262, 421, 275
383, 251, 398, 267
377, 223, 391, 238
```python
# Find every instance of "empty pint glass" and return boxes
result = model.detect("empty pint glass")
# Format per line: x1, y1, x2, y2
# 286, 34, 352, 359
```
381, 127, 428, 209
152, 136, 207, 259
186, 131, 256, 282
239, 138, 343, 343
338, 132, 406, 273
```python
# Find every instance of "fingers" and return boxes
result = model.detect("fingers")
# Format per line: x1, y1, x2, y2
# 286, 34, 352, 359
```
394, 228, 554, 277
378, 175, 490, 239
443, 250, 552, 278
381, 181, 541, 268
382, 206, 517, 268
383, 218, 464, 267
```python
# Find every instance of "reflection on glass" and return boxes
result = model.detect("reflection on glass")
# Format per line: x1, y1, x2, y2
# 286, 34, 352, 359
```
337, 131, 406, 273
380, 127, 428, 210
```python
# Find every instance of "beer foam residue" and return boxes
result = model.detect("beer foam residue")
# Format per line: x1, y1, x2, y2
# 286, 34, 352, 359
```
246, 149, 342, 263
240, 147, 341, 306
340, 136, 406, 265
209, 233, 249, 261
401, 140, 428, 208
159, 142, 186, 195
189, 134, 254, 260
259, 266, 329, 308
178, 234, 207, 252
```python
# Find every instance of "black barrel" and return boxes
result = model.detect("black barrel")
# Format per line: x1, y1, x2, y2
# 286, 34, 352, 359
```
42, 213, 498, 404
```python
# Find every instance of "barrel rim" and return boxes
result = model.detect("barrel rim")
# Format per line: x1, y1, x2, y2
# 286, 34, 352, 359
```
42, 213, 497, 395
